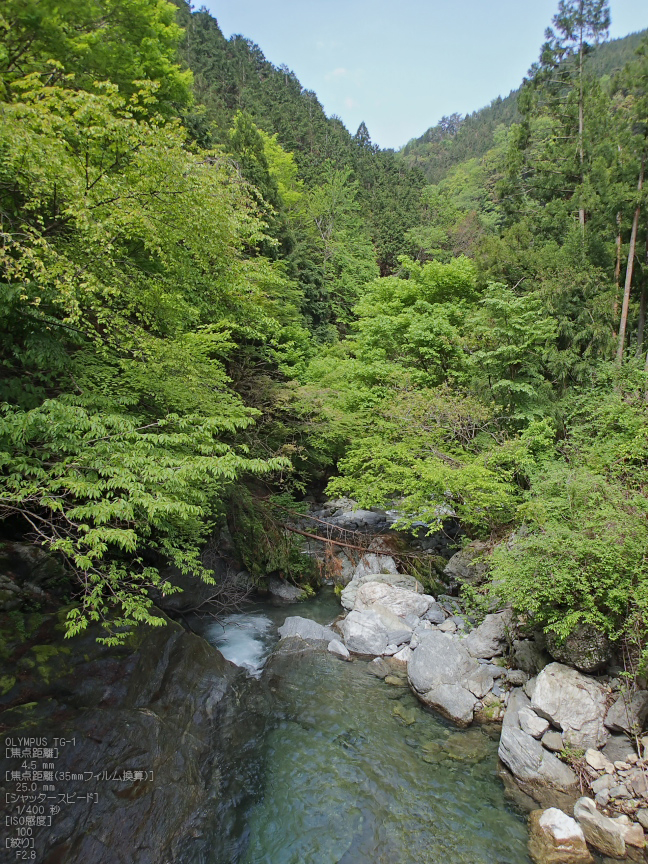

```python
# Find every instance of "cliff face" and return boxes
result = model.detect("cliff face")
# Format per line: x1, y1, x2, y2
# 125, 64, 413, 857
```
0, 608, 236, 864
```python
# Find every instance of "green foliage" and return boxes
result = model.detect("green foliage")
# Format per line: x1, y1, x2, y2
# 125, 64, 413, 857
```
0, 0, 192, 112
226, 489, 315, 584
492, 374, 648, 665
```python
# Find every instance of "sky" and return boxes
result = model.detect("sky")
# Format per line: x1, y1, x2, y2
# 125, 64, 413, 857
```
202, 0, 648, 150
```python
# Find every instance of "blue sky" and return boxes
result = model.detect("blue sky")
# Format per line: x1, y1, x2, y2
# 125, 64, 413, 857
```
202, 0, 648, 150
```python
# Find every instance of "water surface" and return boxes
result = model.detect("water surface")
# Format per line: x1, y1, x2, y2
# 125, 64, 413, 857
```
194, 590, 532, 864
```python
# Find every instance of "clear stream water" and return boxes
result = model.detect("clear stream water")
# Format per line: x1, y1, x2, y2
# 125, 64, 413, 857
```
191, 589, 533, 864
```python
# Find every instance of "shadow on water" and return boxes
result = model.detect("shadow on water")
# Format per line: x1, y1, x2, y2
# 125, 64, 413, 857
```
188, 589, 532, 864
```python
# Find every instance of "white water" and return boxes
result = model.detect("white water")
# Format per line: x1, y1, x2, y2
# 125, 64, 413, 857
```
206, 613, 274, 677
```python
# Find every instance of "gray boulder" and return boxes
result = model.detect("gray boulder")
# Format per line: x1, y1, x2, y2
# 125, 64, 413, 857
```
499, 689, 577, 790
462, 611, 512, 659
499, 727, 578, 790
424, 602, 446, 624
328, 639, 351, 660
352, 552, 398, 579
602, 733, 635, 764
464, 664, 495, 699
519, 706, 550, 739
443, 541, 490, 584
340, 572, 423, 611
512, 637, 550, 676
605, 691, 648, 736
531, 663, 608, 749
545, 625, 611, 674
278, 616, 335, 644
354, 581, 434, 619
408, 631, 480, 726
339, 610, 389, 655
268, 578, 307, 603
368, 603, 413, 645
573, 797, 626, 859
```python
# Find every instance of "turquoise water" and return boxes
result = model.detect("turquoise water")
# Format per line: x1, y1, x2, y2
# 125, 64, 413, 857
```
196, 590, 532, 864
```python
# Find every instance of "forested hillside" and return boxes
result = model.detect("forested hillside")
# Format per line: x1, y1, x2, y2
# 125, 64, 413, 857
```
401, 28, 648, 183
1, 0, 648, 673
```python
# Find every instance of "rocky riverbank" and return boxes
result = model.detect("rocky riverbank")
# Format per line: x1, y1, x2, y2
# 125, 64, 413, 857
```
276, 539, 648, 863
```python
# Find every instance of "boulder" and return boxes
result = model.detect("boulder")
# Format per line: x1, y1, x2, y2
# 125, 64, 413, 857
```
369, 603, 413, 645
407, 631, 479, 726
392, 646, 413, 666
268, 578, 307, 603
584, 748, 613, 773
443, 540, 490, 584
278, 616, 335, 644
352, 552, 398, 579
328, 639, 350, 660
545, 625, 611, 674
423, 602, 446, 624
602, 733, 635, 764
340, 572, 423, 611
513, 637, 551, 676
541, 731, 564, 753
464, 665, 495, 699
519, 707, 550, 739
528, 808, 593, 864
532, 663, 608, 749
354, 581, 433, 619
339, 610, 389, 655
439, 619, 457, 633
499, 689, 578, 790
461, 611, 511, 659
573, 796, 626, 858
605, 691, 648, 737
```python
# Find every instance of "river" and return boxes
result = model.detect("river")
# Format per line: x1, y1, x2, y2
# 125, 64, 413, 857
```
187, 588, 532, 864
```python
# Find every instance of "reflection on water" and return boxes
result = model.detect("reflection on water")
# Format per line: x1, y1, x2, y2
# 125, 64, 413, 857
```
193, 590, 531, 864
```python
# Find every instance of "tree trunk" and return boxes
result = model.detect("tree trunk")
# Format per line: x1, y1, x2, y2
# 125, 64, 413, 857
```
636, 288, 647, 359
578, 24, 585, 231
617, 155, 645, 364
638, 230, 648, 358
613, 211, 622, 318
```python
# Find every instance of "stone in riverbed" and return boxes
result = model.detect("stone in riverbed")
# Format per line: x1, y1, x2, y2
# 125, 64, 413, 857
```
464, 664, 495, 699
531, 663, 608, 749
584, 748, 614, 773
327, 639, 350, 660
339, 610, 389, 655
407, 631, 480, 726
354, 581, 433, 619
391, 646, 413, 666
499, 689, 578, 790
268, 578, 306, 603
461, 611, 512, 659
541, 731, 564, 752
352, 552, 399, 579
528, 808, 593, 864
573, 796, 626, 858
340, 572, 422, 611
423, 602, 446, 624
368, 603, 413, 645
519, 707, 550, 739
278, 616, 335, 644
602, 733, 635, 764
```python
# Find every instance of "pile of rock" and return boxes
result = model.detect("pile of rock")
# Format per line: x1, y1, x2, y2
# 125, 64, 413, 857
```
330, 570, 513, 726
275, 563, 648, 856
529, 799, 646, 863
